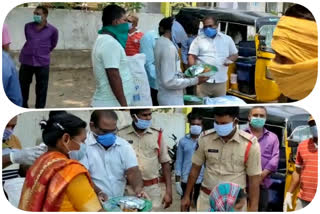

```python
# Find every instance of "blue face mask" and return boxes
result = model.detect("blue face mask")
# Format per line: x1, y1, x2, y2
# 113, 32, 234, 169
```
214, 122, 234, 137
204, 27, 217, 38
3, 129, 13, 141
310, 125, 318, 138
33, 15, 42, 23
190, 125, 202, 135
68, 142, 87, 161
134, 114, 152, 130
128, 22, 133, 30
96, 132, 117, 147
250, 117, 266, 129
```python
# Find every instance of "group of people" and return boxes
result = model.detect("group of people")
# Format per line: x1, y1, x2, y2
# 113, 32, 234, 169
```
91, 4, 242, 106
2, 107, 318, 211
2, 4, 317, 107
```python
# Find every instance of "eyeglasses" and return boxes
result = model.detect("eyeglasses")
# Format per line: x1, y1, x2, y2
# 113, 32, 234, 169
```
93, 127, 118, 136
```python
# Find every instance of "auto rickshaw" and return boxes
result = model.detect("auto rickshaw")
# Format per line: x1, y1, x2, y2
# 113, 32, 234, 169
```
177, 8, 281, 103
186, 106, 311, 211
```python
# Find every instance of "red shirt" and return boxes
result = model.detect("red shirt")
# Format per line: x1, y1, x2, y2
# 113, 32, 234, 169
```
295, 138, 318, 202
125, 31, 144, 56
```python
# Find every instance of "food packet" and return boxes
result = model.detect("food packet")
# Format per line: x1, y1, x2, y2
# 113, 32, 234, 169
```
118, 196, 146, 211
184, 64, 218, 77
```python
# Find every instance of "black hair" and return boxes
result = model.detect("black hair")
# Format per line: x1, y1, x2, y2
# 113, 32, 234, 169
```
187, 112, 203, 124
36, 5, 48, 15
284, 4, 315, 21
130, 109, 151, 116
159, 17, 174, 36
90, 110, 118, 127
49, 111, 67, 118
40, 112, 87, 147
249, 106, 267, 115
203, 15, 218, 26
235, 188, 247, 204
175, 14, 198, 35
213, 107, 239, 118
102, 4, 126, 26
190, 17, 200, 35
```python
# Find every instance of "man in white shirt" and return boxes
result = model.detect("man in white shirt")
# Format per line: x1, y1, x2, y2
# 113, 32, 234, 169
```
82, 110, 146, 201
91, 5, 134, 107
188, 15, 238, 97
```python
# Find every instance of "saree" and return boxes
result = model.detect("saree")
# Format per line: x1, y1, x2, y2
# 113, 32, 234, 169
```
18, 151, 95, 211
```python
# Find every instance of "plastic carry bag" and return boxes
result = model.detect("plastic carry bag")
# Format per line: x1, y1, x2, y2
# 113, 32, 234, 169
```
203, 95, 246, 105
103, 196, 153, 212
184, 64, 218, 78
126, 54, 153, 106
3, 177, 25, 207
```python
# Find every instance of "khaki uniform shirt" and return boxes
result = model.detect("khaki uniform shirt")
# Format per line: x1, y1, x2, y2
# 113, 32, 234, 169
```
192, 128, 262, 189
118, 125, 171, 180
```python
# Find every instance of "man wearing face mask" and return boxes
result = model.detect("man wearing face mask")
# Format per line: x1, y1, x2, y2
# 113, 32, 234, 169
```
154, 17, 209, 106
118, 109, 172, 210
19, 5, 58, 108
181, 107, 261, 212
175, 113, 205, 209
188, 15, 238, 98
3, 116, 47, 206
83, 110, 145, 203
2, 116, 47, 180
91, 5, 134, 107
244, 106, 280, 211
283, 116, 318, 211
125, 13, 144, 56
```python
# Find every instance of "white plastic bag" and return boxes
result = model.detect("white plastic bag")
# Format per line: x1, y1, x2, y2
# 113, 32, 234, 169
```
203, 95, 246, 105
126, 54, 153, 106
3, 177, 25, 207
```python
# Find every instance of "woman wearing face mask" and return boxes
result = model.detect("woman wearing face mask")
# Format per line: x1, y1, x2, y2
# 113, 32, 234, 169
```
154, 17, 209, 106
18, 112, 104, 211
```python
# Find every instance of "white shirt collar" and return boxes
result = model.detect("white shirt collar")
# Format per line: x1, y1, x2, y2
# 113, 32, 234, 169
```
199, 31, 223, 39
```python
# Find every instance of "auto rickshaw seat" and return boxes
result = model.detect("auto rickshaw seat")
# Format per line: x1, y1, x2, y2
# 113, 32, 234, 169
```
238, 41, 256, 57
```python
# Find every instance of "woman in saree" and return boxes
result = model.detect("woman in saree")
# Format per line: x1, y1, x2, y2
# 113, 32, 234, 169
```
18, 112, 104, 211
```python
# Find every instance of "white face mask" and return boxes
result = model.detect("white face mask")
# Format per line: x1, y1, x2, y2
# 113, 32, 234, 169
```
190, 125, 202, 135
68, 143, 87, 160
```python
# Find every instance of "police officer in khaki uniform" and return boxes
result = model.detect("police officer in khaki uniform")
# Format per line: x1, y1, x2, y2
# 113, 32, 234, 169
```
181, 107, 262, 212
118, 109, 172, 210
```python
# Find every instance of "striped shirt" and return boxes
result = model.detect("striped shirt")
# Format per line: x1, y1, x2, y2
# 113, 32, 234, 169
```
125, 31, 144, 56
295, 139, 318, 202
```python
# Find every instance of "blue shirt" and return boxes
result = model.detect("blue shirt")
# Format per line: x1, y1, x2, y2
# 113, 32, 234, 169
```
82, 131, 138, 197
181, 36, 196, 65
139, 30, 159, 90
175, 135, 204, 184
2, 51, 22, 106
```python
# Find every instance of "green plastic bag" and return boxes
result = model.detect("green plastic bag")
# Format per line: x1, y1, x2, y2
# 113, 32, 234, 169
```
184, 64, 218, 78
183, 95, 204, 105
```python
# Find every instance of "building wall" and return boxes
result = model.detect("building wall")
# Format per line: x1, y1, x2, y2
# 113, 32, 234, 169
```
5, 8, 164, 51
13, 110, 186, 149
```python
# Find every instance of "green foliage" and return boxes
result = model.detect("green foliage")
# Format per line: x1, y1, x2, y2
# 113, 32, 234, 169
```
98, 2, 145, 12
22, 2, 145, 12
